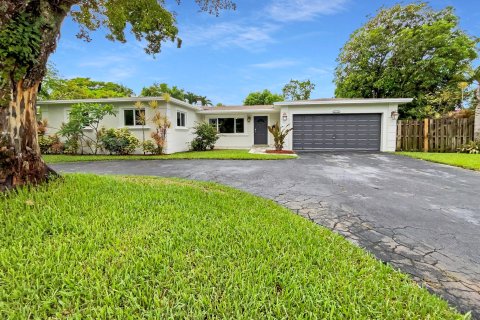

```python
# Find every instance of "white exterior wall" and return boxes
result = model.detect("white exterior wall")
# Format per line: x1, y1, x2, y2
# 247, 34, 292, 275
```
201, 112, 280, 149
39, 100, 198, 154
280, 103, 399, 152
165, 103, 201, 154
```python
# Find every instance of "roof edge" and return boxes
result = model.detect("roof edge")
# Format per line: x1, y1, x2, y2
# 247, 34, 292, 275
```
274, 98, 413, 106
37, 96, 199, 110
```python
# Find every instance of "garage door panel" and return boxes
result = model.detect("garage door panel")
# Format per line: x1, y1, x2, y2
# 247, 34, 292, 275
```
293, 114, 381, 151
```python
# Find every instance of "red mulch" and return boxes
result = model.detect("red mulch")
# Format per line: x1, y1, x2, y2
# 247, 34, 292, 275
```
265, 150, 296, 154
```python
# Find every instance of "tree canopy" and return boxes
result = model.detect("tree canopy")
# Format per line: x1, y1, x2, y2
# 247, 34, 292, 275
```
334, 3, 478, 118
39, 68, 134, 100
243, 89, 284, 105
141, 83, 212, 105
282, 80, 316, 101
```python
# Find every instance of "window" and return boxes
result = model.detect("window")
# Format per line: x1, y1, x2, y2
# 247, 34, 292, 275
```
177, 111, 186, 127
235, 118, 244, 133
209, 118, 244, 134
124, 109, 145, 126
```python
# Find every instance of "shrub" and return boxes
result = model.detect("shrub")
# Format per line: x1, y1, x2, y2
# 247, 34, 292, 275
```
100, 128, 139, 155
142, 140, 160, 155
150, 111, 170, 155
268, 121, 293, 151
191, 122, 219, 151
39, 135, 63, 154
458, 140, 480, 154
64, 136, 80, 155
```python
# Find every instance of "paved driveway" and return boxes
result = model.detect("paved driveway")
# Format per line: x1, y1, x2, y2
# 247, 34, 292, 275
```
52, 153, 480, 317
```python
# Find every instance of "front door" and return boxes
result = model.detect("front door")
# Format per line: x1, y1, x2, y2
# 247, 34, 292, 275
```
254, 116, 268, 145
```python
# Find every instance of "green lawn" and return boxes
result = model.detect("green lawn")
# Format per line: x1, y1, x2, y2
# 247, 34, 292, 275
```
0, 174, 463, 318
397, 152, 480, 171
42, 149, 296, 163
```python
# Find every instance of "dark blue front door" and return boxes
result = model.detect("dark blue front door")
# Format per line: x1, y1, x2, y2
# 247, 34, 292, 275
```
254, 116, 268, 145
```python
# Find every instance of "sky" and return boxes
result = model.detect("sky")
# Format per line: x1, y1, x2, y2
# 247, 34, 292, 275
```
50, 0, 480, 105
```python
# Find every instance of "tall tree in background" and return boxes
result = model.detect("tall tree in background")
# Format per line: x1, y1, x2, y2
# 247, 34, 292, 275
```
282, 80, 316, 101
141, 83, 186, 101
334, 3, 478, 118
141, 83, 212, 105
0, 0, 235, 190
41, 76, 134, 100
244, 89, 284, 105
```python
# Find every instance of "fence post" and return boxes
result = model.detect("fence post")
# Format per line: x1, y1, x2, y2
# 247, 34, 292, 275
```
423, 118, 429, 152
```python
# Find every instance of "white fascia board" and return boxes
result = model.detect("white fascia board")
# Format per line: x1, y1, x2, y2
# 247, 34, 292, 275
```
274, 98, 413, 106
198, 109, 279, 114
37, 96, 200, 111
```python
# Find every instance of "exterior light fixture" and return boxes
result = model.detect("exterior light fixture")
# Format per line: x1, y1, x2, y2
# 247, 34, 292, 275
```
282, 112, 288, 121
391, 111, 399, 120
247, 115, 252, 122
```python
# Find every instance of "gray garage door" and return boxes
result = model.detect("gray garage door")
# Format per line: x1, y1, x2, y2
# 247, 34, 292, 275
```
293, 114, 381, 151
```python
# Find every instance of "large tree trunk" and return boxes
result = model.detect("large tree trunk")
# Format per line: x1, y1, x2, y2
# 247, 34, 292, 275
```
475, 85, 480, 141
0, 80, 54, 190
0, 1, 73, 190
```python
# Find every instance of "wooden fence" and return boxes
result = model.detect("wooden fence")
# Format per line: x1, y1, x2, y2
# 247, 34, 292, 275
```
396, 117, 474, 152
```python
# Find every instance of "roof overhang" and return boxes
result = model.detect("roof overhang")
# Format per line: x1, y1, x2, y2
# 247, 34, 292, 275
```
198, 108, 278, 114
37, 96, 200, 111
274, 98, 413, 106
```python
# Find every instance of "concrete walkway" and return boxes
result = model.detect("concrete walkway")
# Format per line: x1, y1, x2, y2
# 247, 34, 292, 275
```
52, 153, 480, 317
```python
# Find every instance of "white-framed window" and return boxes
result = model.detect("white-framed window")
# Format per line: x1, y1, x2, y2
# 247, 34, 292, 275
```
177, 111, 186, 127
124, 108, 145, 126
209, 117, 245, 134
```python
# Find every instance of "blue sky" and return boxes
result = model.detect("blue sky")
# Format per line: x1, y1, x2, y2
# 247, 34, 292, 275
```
51, 0, 480, 105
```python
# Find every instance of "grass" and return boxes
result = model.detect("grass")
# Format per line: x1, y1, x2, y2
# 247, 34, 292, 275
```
0, 174, 463, 319
42, 149, 296, 163
397, 152, 480, 171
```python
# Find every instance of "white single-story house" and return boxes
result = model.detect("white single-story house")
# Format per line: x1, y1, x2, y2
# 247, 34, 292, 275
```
38, 97, 412, 154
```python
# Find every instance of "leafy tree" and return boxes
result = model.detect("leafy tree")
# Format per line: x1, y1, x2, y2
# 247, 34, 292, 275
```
196, 95, 213, 106
49, 77, 134, 100
38, 63, 63, 100
58, 103, 116, 154
282, 80, 316, 101
244, 89, 284, 105
141, 83, 186, 100
0, 0, 235, 189
334, 3, 478, 118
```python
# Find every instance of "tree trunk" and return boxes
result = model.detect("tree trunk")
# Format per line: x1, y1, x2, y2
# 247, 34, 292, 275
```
0, 80, 54, 191
475, 85, 480, 141
0, 1, 73, 190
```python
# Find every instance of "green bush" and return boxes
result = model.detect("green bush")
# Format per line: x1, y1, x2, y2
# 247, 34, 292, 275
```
190, 122, 219, 151
99, 128, 139, 155
142, 140, 160, 155
64, 136, 80, 155
38, 135, 63, 154
458, 140, 480, 154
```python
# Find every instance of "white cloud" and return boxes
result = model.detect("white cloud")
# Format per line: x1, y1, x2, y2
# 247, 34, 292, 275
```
250, 59, 300, 69
78, 55, 128, 67
267, 0, 348, 22
181, 22, 278, 51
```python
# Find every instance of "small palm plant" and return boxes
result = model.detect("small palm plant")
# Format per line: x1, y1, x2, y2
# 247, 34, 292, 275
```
149, 100, 171, 154
268, 121, 293, 151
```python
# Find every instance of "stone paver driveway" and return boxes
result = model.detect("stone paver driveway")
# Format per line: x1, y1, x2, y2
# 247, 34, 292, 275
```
52, 153, 480, 317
